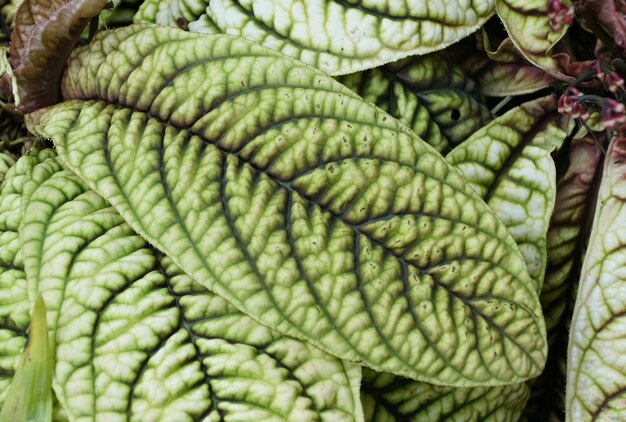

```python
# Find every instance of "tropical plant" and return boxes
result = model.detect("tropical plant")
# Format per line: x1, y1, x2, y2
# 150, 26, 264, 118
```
0, 0, 623, 421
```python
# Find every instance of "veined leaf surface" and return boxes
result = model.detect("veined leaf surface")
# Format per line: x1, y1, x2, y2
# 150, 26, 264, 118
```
20, 157, 363, 421
0, 148, 56, 407
524, 135, 603, 421
133, 0, 496, 75
360, 368, 529, 422
446, 35, 555, 97
447, 96, 572, 293
34, 25, 547, 386
566, 136, 626, 420
337, 55, 491, 154
0, 151, 16, 184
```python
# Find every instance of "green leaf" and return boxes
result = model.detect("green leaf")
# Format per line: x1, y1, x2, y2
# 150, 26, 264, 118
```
133, 0, 496, 75
19, 158, 363, 421
566, 136, 626, 420
0, 295, 52, 422
0, 148, 57, 408
0, 151, 16, 185
523, 135, 603, 421
446, 96, 573, 293
33, 25, 546, 387
360, 368, 529, 421
336, 55, 491, 154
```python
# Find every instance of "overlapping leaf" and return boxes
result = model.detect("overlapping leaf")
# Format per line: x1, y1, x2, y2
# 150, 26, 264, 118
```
496, 0, 594, 81
0, 296, 52, 422
566, 136, 626, 420
6, 0, 107, 112
18, 154, 363, 421
523, 135, 603, 421
31, 25, 547, 386
447, 34, 555, 97
336, 55, 491, 154
447, 96, 572, 292
0, 151, 15, 184
133, 0, 496, 75
360, 368, 529, 422
0, 147, 57, 408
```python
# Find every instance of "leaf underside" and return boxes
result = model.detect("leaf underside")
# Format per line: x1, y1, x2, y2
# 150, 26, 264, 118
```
7, 0, 107, 112
336, 54, 491, 154
16, 152, 363, 421
566, 137, 626, 420
133, 0, 497, 75
32, 25, 548, 387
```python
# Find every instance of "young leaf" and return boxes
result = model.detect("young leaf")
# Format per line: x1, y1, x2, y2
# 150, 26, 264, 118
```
32, 25, 547, 387
336, 55, 491, 154
6, 0, 107, 112
361, 368, 529, 421
134, 0, 497, 75
0, 295, 52, 422
447, 96, 573, 293
566, 135, 626, 420
20, 159, 363, 421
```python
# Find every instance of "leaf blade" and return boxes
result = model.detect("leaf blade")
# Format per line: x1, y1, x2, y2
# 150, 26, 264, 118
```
34, 25, 547, 386
19, 155, 364, 421
0, 295, 52, 422
133, 0, 496, 75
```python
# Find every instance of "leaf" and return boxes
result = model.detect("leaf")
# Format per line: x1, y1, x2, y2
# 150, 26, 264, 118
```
446, 34, 556, 97
360, 368, 529, 422
6, 0, 107, 113
32, 25, 546, 387
0, 151, 16, 184
566, 135, 626, 420
133, 0, 497, 75
0, 295, 52, 422
336, 55, 491, 154
446, 96, 573, 293
0, 148, 56, 408
496, 0, 594, 81
18, 159, 363, 421
582, 0, 626, 55
0, 294, 52, 422
523, 135, 603, 421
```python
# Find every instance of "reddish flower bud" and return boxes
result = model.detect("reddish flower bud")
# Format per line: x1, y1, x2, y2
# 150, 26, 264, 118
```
558, 86, 583, 115
601, 99, 626, 129
548, 0, 575, 31
596, 61, 606, 81
606, 71, 625, 93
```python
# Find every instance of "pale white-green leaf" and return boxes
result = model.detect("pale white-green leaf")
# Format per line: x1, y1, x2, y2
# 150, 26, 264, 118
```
134, 0, 497, 75
31, 25, 547, 386
447, 96, 572, 292
0, 148, 57, 408
20, 159, 363, 421
566, 137, 626, 421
